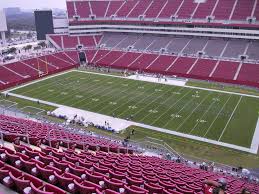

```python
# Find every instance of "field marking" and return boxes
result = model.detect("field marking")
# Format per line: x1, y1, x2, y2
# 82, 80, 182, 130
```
4, 69, 259, 99
58, 76, 117, 106
203, 95, 232, 138
11, 71, 78, 96
12, 73, 81, 102
188, 94, 221, 134
3, 70, 73, 93
218, 96, 243, 141
175, 92, 212, 131
163, 91, 198, 128
3, 70, 259, 153
151, 89, 193, 125
139, 87, 184, 122
18, 74, 102, 105
39, 75, 111, 102
116, 84, 168, 117
107, 84, 160, 116
95, 81, 143, 112
74, 70, 259, 99
71, 77, 142, 109
4, 91, 258, 154
132, 85, 173, 117
88, 83, 141, 111
251, 118, 259, 153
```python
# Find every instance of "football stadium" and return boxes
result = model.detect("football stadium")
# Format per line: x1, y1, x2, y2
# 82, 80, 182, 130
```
0, 0, 259, 193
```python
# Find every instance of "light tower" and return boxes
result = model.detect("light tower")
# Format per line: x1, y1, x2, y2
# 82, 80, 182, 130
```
0, 10, 7, 46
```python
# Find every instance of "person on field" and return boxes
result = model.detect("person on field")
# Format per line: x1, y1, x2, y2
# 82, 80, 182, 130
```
203, 178, 227, 194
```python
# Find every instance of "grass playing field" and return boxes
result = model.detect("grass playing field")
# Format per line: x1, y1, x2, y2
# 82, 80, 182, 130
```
10, 70, 259, 148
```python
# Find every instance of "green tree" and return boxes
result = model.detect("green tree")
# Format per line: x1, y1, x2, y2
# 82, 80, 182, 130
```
33, 46, 41, 51
38, 41, 47, 48
8, 47, 17, 54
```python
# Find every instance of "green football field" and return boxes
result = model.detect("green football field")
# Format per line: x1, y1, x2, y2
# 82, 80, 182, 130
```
10, 71, 259, 148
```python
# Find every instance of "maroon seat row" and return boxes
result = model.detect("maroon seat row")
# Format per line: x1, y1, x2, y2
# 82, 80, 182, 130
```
0, 51, 79, 91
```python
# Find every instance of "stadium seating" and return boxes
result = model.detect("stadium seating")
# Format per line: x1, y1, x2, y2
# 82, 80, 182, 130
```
0, 115, 259, 194
106, 1, 124, 17
48, 34, 101, 49
85, 49, 98, 63
75, 1, 91, 18
158, 0, 182, 18
237, 63, 259, 83
0, 52, 79, 90
177, 0, 198, 19
117, 1, 137, 17
189, 59, 218, 78
231, 0, 255, 20
145, 0, 167, 18
213, 0, 236, 20
193, 0, 217, 19
63, 35, 79, 49
0, 115, 124, 152
84, 49, 259, 88
112, 52, 142, 69
90, 1, 109, 18
48, 34, 62, 48
0, 66, 24, 86
67, 0, 259, 24
167, 57, 197, 75
211, 61, 240, 80
79, 36, 96, 48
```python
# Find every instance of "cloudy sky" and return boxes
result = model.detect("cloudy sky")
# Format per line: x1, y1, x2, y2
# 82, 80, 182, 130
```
0, 0, 66, 9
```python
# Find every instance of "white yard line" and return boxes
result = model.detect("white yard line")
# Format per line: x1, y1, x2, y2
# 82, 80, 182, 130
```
56, 76, 115, 106
4, 92, 258, 154
4, 70, 259, 99
117, 85, 168, 117
151, 89, 193, 125
174, 93, 212, 131
2, 70, 259, 154
69, 76, 128, 108
3, 70, 72, 93
105, 84, 156, 115
15, 72, 79, 97
218, 96, 243, 141
136, 122, 256, 154
163, 91, 197, 128
76, 70, 259, 98
203, 95, 232, 137
250, 118, 259, 154
72, 78, 138, 109
131, 85, 170, 116
140, 87, 184, 122
188, 94, 220, 134
96, 81, 142, 112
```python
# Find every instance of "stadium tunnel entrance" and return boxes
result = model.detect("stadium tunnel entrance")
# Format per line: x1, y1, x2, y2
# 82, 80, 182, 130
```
79, 51, 86, 64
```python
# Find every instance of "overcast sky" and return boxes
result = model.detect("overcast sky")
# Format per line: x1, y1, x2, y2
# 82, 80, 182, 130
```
0, 0, 66, 10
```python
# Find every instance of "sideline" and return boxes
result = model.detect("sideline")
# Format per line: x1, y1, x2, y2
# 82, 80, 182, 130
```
2, 92, 259, 154
4, 69, 259, 99
251, 118, 259, 154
